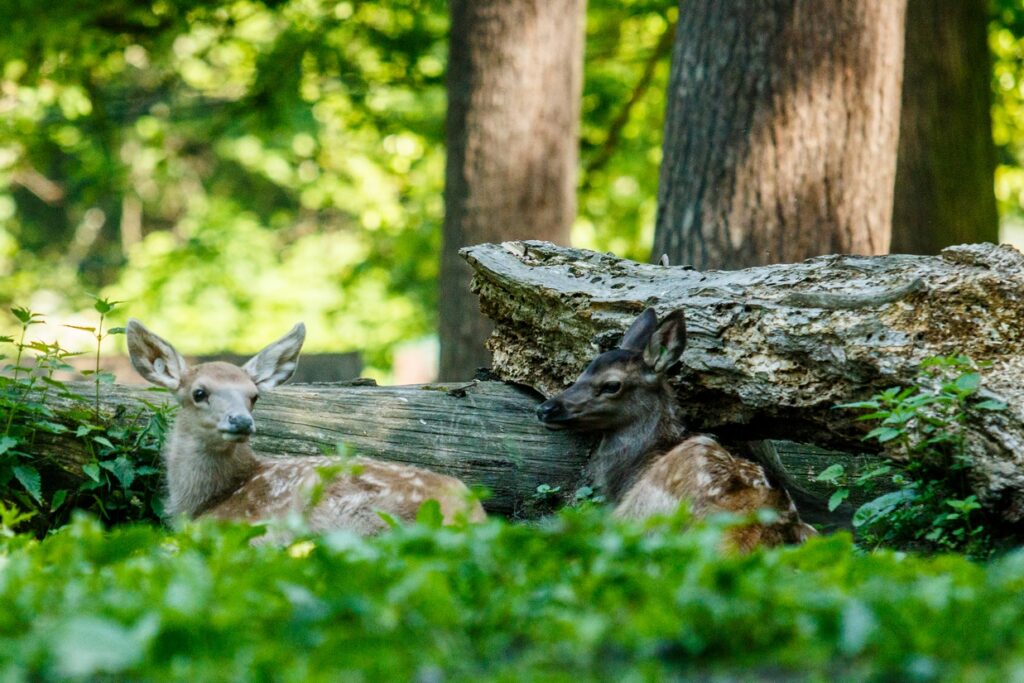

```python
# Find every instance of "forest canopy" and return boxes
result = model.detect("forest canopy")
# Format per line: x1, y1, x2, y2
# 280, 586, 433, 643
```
0, 0, 1019, 371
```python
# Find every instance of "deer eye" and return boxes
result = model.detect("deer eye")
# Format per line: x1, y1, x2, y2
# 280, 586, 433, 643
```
192, 388, 208, 403
599, 380, 622, 396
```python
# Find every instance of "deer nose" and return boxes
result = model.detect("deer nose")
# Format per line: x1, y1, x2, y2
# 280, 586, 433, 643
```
225, 413, 255, 434
536, 400, 564, 423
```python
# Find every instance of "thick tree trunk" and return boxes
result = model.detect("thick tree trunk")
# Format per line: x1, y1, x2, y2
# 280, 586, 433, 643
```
890, 0, 998, 254
464, 240, 1024, 522
653, 0, 906, 269
440, 0, 586, 380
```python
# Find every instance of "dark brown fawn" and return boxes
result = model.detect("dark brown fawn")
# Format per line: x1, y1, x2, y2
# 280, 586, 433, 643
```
127, 319, 485, 537
536, 308, 816, 551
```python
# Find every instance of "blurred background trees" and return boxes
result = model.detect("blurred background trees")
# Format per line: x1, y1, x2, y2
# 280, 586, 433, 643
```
892, 0, 999, 253
0, 0, 1021, 379
440, 0, 585, 380
653, 0, 906, 270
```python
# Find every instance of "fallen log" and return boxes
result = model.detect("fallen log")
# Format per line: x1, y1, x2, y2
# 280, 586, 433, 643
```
463, 240, 1024, 522
28, 381, 868, 525
37, 381, 589, 519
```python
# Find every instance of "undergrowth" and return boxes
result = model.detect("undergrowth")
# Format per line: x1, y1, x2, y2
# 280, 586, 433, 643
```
0, 507, 1022, 681
828, 355, 1016, 558
0, 301, 170, 535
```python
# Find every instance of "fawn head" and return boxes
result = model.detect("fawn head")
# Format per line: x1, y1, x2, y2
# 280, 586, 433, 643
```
126, 320, 305, 443
536, 308, 686, 431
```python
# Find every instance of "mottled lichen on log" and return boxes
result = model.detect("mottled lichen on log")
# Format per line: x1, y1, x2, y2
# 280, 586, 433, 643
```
464, 240, 1024, 521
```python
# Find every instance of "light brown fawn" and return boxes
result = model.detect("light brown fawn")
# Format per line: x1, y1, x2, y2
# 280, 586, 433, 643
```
127, 319, 485, 536
536, 308, 815, 551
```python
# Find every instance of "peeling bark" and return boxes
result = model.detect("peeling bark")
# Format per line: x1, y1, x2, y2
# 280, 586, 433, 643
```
464, 240, 1024, 521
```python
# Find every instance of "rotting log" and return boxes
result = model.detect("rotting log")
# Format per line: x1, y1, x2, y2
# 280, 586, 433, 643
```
463, 240, 1024, 522
29, 381, 868, 524
38, 381, 589, 519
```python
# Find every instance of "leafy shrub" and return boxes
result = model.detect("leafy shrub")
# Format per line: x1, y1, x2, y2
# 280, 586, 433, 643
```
0, 302, 169, 534
0, 507, 1023, 681
834, 355, 1015, 557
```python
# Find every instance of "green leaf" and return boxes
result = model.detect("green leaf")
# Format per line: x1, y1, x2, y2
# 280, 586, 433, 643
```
0, 435, 18, 456
93, 435, 115, 450
63, 324, 96, 333
415, 499, 443, 529
853, 489, 917, 528
100, 457, 136, 489
954, 372, 981, 394
107, 326, 126, 335
13, 465, 42, 503
34, 421, 70, 434
834, 399, 880, 410
53, 614, 156, 678
828, 488, 850, 512
814, 464, 845, 484
82, 462, 101, 482
376, 510, 399, 529
864, 427, 902, 443
854, 465, 892, 485
975, 399, 1007, 412
10, 307, 33, 324
50, 488, 68, 511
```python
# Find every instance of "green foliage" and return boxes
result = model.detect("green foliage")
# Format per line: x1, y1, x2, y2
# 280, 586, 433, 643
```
1, 509, 1024, 680
835, 355, 1013, 558
0, 0, 677, 369
0, 306, 168, 534
992, 0, 1024, 224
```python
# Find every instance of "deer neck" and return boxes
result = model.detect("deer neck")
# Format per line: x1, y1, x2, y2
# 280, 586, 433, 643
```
163, 421, 260, 519
588, 389, 686, 502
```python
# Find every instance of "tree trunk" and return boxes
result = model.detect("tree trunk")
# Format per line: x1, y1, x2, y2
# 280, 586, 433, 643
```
440, 0, 586, 380
464, 239, 1024, 522
653, 0, 906, 270
890, 0, 998, 254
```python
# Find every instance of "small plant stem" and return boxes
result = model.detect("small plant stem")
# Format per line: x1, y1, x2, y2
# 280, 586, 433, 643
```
94, 313, 104, 421
3, 323, 28, 435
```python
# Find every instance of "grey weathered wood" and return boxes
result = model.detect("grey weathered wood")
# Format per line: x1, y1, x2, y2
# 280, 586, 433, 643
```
30, 381, 871, 524
749, 441, 891, 529
464, 240, 1024, 522
39, 381, 592, 519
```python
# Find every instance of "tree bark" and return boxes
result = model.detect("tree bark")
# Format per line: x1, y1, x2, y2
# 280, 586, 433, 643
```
653, 0, 906, 270
440, 0, 586, 380
465, 240, 1024, 522
890, 0, 998, 254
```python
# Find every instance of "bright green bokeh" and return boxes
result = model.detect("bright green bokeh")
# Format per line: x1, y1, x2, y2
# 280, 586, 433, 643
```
1, 1, 1019, 369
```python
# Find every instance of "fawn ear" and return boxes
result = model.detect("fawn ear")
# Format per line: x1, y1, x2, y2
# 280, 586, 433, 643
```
126, 319, 188, 390
619, 308, 658, 353
642, 309, 687, 374
243, 323, 306, 391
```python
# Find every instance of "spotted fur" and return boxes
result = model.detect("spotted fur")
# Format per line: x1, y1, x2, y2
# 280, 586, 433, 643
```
127, 319, 485, 537
538, 308, 816, 550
